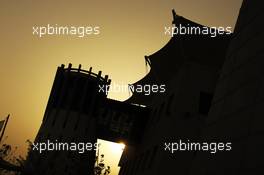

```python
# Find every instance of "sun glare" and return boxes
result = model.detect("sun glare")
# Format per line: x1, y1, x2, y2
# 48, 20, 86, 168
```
111, 142, 126, 153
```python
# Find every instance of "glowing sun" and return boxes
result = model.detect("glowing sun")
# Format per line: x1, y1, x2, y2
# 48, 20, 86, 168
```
111, 142, 125, 153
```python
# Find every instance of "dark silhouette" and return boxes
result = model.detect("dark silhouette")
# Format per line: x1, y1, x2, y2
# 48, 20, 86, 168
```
22, 1, 264, 174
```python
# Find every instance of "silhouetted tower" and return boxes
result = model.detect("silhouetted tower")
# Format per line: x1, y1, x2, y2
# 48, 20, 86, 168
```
24, 63, 111, 175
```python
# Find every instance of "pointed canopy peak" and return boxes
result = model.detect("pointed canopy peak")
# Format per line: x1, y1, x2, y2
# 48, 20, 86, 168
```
172, 9, 181, 24
144, 55, 151, 67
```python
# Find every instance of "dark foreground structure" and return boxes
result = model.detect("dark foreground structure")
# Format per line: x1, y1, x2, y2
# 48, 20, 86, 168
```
23, 0, 264, 174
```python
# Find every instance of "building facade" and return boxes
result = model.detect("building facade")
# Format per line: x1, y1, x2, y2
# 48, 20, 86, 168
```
23, 64, 148, 175
189, 0, 264, 174
23, 0, 264, 174
118, 10, 231, 175
120, 1, 264, 175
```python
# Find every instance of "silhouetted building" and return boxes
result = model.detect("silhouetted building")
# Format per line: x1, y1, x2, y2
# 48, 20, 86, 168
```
189, 0, 264, 174
23, 64, 148, 175
23, 64, 110, 175
23, 0, 264, 174
118, 10, 231, 175
120, 1, 264, 175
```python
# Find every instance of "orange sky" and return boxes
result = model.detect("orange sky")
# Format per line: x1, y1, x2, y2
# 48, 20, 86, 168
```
0, 0, 242, 174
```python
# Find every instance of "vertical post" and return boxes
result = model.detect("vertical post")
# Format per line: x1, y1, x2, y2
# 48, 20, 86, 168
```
106, 79, 111, 96
104, 75, 108, 82
68, 63, 72, 70
89, 67, 92, 75
96, 142, 100, 166
97, 71, 102, 79
0, 114, 10, 143
78, 64, 82, 72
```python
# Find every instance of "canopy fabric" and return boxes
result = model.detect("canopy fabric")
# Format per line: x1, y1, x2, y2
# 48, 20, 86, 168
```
125, 15, 231, 106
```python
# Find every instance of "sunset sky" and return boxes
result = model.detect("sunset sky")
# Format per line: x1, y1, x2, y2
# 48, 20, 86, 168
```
0, 0, 242, 174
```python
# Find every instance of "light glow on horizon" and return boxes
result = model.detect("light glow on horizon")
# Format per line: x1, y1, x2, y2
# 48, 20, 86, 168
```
97, 139, 125, 175
111, 142, 125, 153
